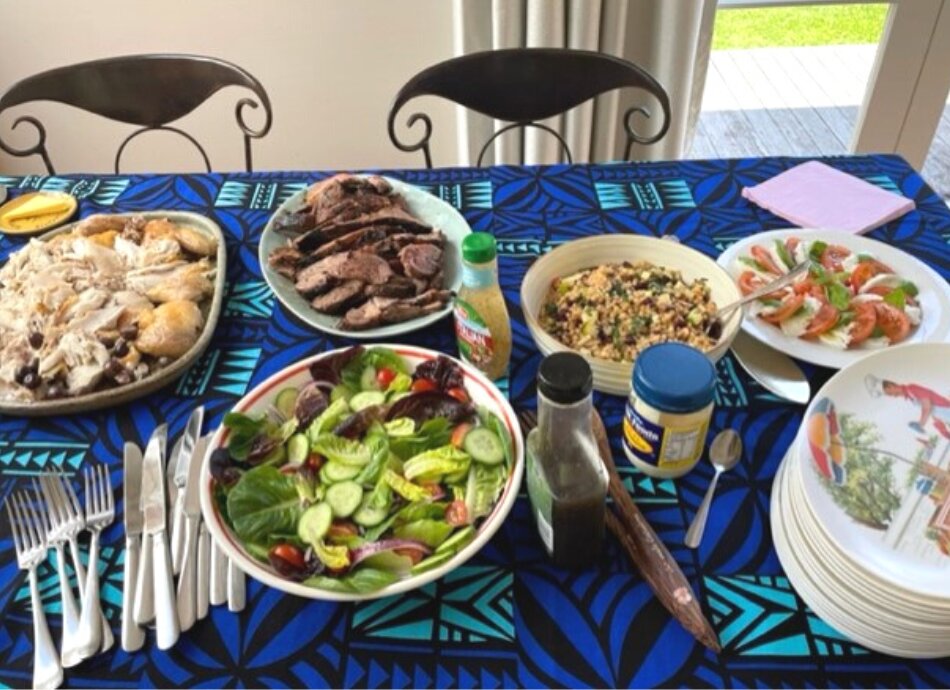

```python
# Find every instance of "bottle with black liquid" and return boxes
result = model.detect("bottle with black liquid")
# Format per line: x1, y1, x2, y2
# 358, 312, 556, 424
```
525, 353, 608, 568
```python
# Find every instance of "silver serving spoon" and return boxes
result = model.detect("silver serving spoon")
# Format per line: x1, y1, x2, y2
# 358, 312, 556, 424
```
685, 430, 743, 549
706, 261, 811, 334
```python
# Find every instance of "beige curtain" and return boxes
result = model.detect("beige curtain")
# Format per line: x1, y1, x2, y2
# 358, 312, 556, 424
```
451, 0, 717, 165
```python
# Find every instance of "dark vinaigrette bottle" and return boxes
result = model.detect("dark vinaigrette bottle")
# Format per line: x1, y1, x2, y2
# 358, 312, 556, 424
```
526, 352, 608, 568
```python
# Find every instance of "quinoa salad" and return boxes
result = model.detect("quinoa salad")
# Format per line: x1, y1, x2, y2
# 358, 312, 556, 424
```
538, 262, 719, 362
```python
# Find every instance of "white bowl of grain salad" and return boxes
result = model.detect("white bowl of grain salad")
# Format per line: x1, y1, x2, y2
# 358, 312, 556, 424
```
521, 235, 742, 395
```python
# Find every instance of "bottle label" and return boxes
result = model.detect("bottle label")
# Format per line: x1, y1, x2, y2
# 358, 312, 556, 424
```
622, 400, 708, 472
454, 298, 495, 367
525, 438, 554, 555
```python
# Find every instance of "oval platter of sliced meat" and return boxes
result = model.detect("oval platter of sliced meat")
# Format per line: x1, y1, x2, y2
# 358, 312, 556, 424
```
260, 174, 469, 338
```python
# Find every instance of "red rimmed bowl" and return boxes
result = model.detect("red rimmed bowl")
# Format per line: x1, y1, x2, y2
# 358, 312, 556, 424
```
199, 344, 525, 601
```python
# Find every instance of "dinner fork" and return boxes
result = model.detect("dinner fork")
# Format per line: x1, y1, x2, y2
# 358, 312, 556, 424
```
7, 492, 64, 689
35, 476, 83, 668
74, 465, 114, 659
49, 471, 114, 655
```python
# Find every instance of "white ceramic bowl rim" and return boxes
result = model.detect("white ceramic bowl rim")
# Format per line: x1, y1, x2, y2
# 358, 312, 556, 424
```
199, 344, 525, 601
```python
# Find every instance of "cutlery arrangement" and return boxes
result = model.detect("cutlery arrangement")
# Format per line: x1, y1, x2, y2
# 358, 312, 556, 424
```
4, 404, 244, 688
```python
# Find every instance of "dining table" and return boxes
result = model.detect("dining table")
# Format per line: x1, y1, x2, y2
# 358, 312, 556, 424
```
1, 154, 949, 689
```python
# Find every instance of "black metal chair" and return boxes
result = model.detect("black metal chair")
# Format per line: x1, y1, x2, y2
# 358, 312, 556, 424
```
0, 54, 273, 174
388, 48, 671, 168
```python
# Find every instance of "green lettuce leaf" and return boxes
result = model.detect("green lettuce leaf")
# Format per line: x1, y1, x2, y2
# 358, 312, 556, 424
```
393, 519, 454, 548
341, 347, 410, 390
383, 469, 430, 502
226, 465, 303, 543
465, 462, 508, 520
355, 423, 390, 485
223, 411, 267, 461
404, 445, 471, 482
383, 417, 416, 437
304, 567, 398, 593
311, 434, 371, 466
389, 418, 452, 459
306, 398, 351, 441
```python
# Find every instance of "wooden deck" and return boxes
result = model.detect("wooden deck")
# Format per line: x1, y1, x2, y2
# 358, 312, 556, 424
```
690, 45, 950, 198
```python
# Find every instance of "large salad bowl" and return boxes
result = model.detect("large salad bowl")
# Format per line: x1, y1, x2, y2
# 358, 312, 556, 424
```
200, 344, 524, 601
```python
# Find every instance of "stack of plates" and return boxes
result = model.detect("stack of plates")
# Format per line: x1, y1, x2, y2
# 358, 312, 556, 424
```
772, 343, 950, 658
520, 235, 743, 395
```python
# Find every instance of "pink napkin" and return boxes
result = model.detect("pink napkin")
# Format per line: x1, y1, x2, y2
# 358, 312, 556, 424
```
742, 160, 915, 234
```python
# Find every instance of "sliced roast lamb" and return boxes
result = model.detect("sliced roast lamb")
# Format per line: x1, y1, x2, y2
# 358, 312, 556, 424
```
399, 243, 443, 279
268, 246, 305, 279
340, 289, 452, 330
310, 280, 366, 314
365, 275, 417, 298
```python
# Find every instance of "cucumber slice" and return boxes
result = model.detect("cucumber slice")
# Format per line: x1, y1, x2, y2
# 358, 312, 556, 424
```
287, 433, 309, 466
353, 498, 390, 527
436, 525, 476, 554
349, 391, 386, 412
321, 461, 361, 483
409, 549, 455, 575
298, 503, 332, 544
360, 365, 378, 392
325, 481, 363, 518
275, 387, 299, 420
462, 428, 505, 465
330, 384, 355, 403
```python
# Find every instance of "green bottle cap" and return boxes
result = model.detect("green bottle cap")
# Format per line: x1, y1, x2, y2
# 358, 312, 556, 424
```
461, 232, 497, 263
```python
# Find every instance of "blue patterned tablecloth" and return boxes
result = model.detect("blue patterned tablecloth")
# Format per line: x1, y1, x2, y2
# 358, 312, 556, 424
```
1, 156, 949, 688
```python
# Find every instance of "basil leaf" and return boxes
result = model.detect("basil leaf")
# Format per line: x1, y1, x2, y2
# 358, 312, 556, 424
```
825, 282, 851, 310
775, 240, 795, 269
738, 256, 766, 272
901, 280, 919, 297
884, 288, 906, 308
809, 240, 828, 262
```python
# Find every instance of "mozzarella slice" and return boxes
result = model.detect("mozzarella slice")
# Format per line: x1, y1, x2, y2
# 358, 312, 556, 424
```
860, 273, 904, 294
818, 324, 852, 350
777, 296, 820, 338
906, 304, 922, 325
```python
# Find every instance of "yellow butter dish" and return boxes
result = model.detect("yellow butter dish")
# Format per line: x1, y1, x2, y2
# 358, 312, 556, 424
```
0, 191, 78, 235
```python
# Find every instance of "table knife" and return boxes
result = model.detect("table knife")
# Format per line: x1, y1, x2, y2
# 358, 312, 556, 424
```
166, 435, 183, 566
133, 426, 167, 628
121, 442, 146, 653
228, 559, 246, 612
171, 407, 204, 575
139, 423, 180, 650
731, 332, 810, 404
209, 541, 228, 606
197, 523, 211, 620
177, 435, 208, 632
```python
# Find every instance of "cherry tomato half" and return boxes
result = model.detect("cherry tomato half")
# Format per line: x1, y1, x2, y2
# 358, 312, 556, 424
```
874, 302, 911, 343
327, 521, 358, 540
376, 367, 397, 389
751, 245, 783, 275
820, 245, 851, 272
451, 423, 473, 448
802, 303, 839, 339
268, 543, 306, 576
849, 260, 891, 292
848, 302, 877, 346
760, 294, 805, 325
411, 378, 438, 394
393, 548, 425, 565
446, 500, 470, 527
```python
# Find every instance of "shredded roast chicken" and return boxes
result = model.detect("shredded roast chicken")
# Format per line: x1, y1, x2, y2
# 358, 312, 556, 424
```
0, 213, 218, 402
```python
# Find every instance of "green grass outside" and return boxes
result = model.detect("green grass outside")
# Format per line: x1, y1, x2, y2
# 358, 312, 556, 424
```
713, 4, 888, 50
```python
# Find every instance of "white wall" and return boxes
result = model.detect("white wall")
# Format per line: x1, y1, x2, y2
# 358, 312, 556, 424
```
0, 0, 459, 175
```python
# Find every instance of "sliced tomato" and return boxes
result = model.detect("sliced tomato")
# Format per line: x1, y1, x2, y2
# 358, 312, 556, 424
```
738, 271, 764, 296
792, 277, 815, 295
848, 302, 877, 346
820, 245, 851, 272
802, 303, 839, 339
410, 378, 438, 394
786, 237, 801, 255
445, 500, 469, 527
446, 386, 470, 404
751, 245, 783, 275
874, 302, 911, 343
269, 543, 306, 570
760, 294, 806, 324
375, 367, 397, 389
451, 422, 473, 448
327, 521, 358, 539
849, 260, 890, 291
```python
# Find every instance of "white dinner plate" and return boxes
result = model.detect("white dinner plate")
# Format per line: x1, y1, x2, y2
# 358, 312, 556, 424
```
717, 229, 950, 370
260, 176, 470, 339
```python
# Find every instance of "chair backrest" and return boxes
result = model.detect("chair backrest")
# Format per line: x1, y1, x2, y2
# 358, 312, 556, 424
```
388, 48, 671, 168
0, 54, 273, 174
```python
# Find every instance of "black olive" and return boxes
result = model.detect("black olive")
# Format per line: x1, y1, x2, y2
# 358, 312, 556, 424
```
22, 372, 40, 389
46, 383, 65, 399
28, 332, 44, 349
14, 365, 32, 385
119, 324, 139, 341
113, 338, 130, 357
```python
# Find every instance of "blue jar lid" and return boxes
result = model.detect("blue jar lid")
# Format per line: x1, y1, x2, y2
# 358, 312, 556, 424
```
632, 343, 716, 413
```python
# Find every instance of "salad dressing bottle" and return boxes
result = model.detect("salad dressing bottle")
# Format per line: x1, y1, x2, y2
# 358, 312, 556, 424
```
526, 353, 608, 569
453, 233, 511, 380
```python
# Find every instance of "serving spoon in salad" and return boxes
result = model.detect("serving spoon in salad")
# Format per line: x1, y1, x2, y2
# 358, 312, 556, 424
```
707, 261, 811, 335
